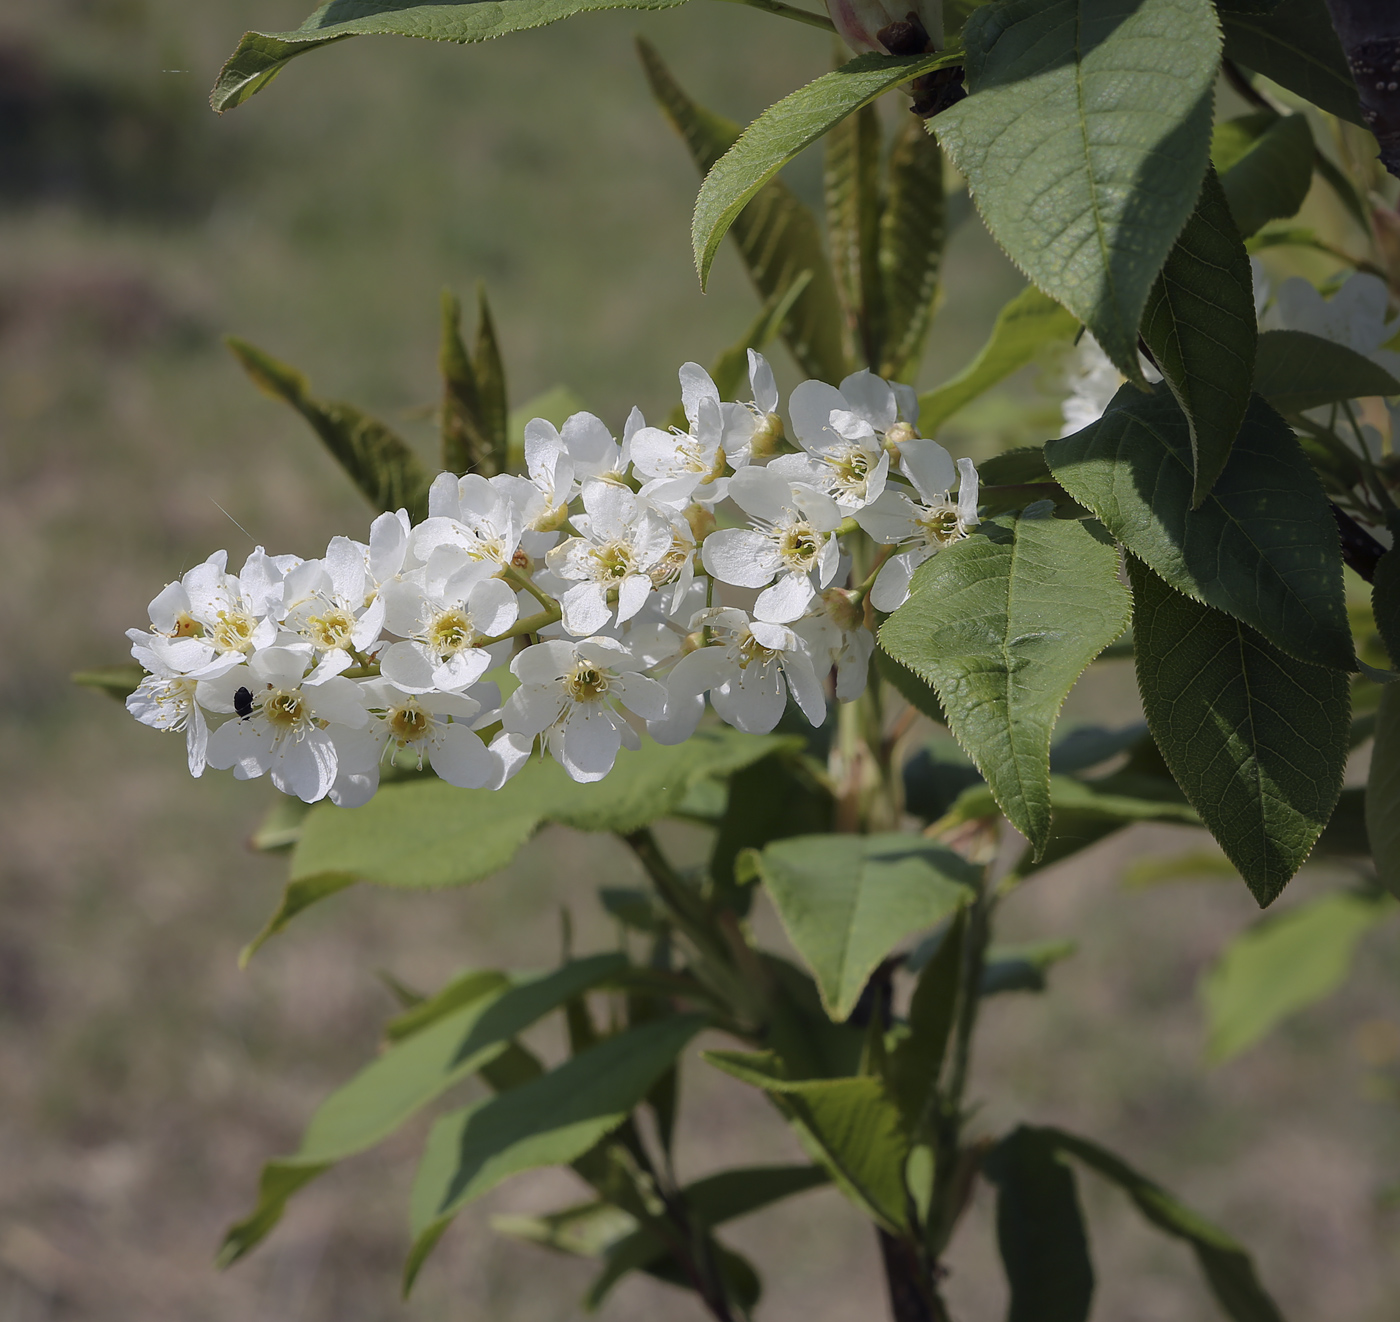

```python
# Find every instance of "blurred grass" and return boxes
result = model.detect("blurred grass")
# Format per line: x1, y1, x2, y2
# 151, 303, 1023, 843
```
2, 3, 1400, 1320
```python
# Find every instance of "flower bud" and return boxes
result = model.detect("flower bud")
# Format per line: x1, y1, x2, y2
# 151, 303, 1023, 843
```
821, 587, 864, 632
826, 0, 941, 56
685, 503, 717, 545
749, 412, 788, 460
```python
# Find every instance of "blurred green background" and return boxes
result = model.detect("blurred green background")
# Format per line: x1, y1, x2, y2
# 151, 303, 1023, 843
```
3, 2, 1400, 1318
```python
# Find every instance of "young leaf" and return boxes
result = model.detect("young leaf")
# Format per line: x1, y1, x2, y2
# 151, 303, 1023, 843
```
748, 833, 978, 1021
439, 288, 507, 477
1139, 167, 1257, 506
1221, 0, 1364, 127
916, 286, 1078, 435
886, 909, 964, 1131
218, 956, 624, 1265
225, 336, 431, 520
1046, 386, 1355, 671
269, 730, 795, 943
877, 117, 946, 380
824, 100, 884, 373
1367, 684, 1400, 899
1213, 113, 1315, 238
980, 940, 1077, 995
692, 50, 959, 291
1129, 558, 1350, 906
1253, 329, 1400, 415
1047, 1127, 1286, 1322
879, 511, 1133, 855
212, 0, 695, 112
983, 1127, 1094, 1322
703, 1051, 910, 1232
638, 37, 847, 383
934, 0, 1219, 379
407, 1014, 707, 1288
71, 663, 145, 700
1202, 890, 1392, 1063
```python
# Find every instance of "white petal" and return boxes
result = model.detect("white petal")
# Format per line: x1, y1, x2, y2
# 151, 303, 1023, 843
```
561, 581, 613, 636
250, 646, 311, 688
614, 672, 668, 720
748, 349, 778, 415
185, 707, 209, 777
788, 379, 848, 450
616, 573, 652, 625
713, 661, 785, 734
727, 464, 795, 523
839, 369, 896, 433
870, 551, 921, 612
427, 471, 462, 519
702, 529, 781, 588
368, 509, 411, 582
270, 729, 337, 802
330, 767, 380, 809
430, 724, 496, 788
487, 731, 535, 788
511, 639, 577, 684
900, 439, 957, 503
892, 382, 919, 426
781, 649, 827, 727
467, 576, 519, 636
855, 488, 920, 544
380, 641, 438, 693
434, 648, 493, 692
382, 579, 428, 638
304, 676, 369, 728
205, 717, 272, 776
557, 704, 623, 781
956, 457, 980, 526
754, 573, 815, 624
502, 683, 568, 737
679, 362, 721, 426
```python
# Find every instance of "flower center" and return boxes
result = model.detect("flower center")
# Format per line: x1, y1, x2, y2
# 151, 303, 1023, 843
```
735, 629, 779, 670
425, 608, 476, 657
211, 609, 257, 653
387, 700, 433, 744
308, 608, 355, 652
594, 541, 635, 581
566, 663, 610, 702
917, 505, 964, 547
170, 612, 203, 638
832, 448, 871, 494
777, 522, 821, 570
262, 689, 306, 730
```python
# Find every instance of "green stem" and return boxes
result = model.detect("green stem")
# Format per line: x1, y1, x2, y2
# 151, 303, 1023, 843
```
709, 0, 837, 32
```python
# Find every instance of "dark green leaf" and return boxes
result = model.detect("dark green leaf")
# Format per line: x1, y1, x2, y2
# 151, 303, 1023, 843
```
918, 287, 1078, 434
1046, 385, 1354, 671
825, 100, 883, 374
1253, 329, 1400, 416
407, 1014, 707, 1289
72, 663, 144, 700
1213, 113, 1315, 238
880, 511, 1133, 854
1129, 558, 1350, 905
981, 940, 1076, 995
875, 642, 948, 724
877, 117, 946, 379
212, 0, 694, 113
984, 1127, 1094, 1322
887, 908, 963, 1131
692, 51, 959, 292
1140, 167, 1257, 505
1369, 684, 1400, 899
225, 336, 431, 520
439, 286, 507, 477
748, 833, 978, 1021
639, 37, 847, 383
901, 745, 983, 821
935, 0, 1218, 378
703, 1050, 910, 1231
1202, 890, 1392, 1062
1049, 721, 1149, 773
1048, 1127, 1286, 1320
761, 955, 866, 1082
1221, 0, 1363, 127
218, 956, 623, 1265
976, 443, 1054, 488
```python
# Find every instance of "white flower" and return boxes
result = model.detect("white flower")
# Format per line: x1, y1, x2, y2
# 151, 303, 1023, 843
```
500, 637, 667, 782
415, 473, 524, 569
491, 421, 578, 555
378, 550, 518, 692
856, 448, 978, 612
795, 590, 875, 701
157, 547, 288, 657
330, 678, 498, 806
367, 509, 417, 594
546, 481, 674, 635
125, 636, 242, 776
701, 465, 842, 622
524, 410, 631, 485
651, 607, 825, 742
202, 646, 370, 802
278, 536, 387, 680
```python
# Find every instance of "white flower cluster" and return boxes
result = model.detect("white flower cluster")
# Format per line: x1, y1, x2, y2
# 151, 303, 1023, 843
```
125, 354, 978, 805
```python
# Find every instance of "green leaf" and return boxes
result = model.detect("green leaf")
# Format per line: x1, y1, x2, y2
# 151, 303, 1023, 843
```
386, 967, 514, 1041
439, 286, 508, 477
1203, 891, 1391, 1063
1213, 113, 1315, 238
1123, 848, 1238, 886
824, 100, 883, 374
1046, 385, 1354, 671
407, 1014, 707, 1286
710, 752, 833, 913
1140, 167, 1257, 505
218, 956, 624, 1266
1129, 558, 1350, 905
225, 336, 431, 520
981, 939, 1077, 995
984, 1127, 1094, 1322
703, 1051, 910, 1232
1047, 1127, 1286, 1322
880, 511, 1133, 854
692, 50, 959, 292
748, 833, 979, 1021
638, 37, 847, 383
1221, 0, 1363, 127
249, 797, 312, 854
877, 118, 947, 380
239, 874, 356, 966
917, 286, 1078, 434
875, 642, 948, 724
886, 909, 964, 1131
264, 730, 792, 945
72, 663, 144, 700
1370, 677, 1400, 900
934, 0, 1219, 379
1253, 329, 1400, 415
212, 0, 694, 112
